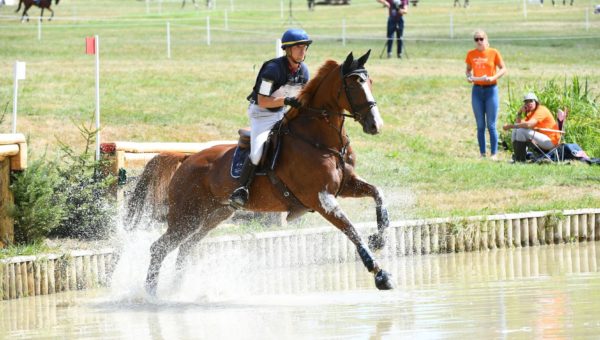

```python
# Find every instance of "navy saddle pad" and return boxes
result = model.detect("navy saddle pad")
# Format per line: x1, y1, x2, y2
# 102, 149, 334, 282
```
230, 147, 267, 179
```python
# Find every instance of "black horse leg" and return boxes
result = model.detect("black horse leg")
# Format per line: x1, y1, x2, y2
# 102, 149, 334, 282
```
40, 8, 44, 21
316, 193, 394, 290
338, 175, 389, 251
22, 5, 31, 22
48, 8, 54, 21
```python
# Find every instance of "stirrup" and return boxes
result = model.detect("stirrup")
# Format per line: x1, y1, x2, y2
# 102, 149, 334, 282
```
229, 187, 249, 208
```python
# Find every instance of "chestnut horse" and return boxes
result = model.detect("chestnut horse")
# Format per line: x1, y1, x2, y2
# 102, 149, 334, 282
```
126, 50, 394, 295
15, 0, 59, 22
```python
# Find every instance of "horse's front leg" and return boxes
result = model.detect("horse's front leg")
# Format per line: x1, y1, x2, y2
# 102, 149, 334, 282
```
48, 8, 54, 21
338, 173, 389, 251
316, 191, 393, 290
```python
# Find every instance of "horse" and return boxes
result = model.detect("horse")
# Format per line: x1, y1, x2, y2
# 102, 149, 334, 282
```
453, 0, 469, 8
15, 0, 59, 22
126, 50, 394, 295
181, 0, 212, 8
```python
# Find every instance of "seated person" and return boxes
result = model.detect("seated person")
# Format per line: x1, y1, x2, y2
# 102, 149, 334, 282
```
502, 92, 561, 162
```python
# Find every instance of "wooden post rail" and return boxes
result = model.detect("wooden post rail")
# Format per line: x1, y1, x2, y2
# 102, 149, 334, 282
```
0, 134, 28, 248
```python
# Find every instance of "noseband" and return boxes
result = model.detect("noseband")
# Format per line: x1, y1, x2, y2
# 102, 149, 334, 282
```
340, 68, 378, 125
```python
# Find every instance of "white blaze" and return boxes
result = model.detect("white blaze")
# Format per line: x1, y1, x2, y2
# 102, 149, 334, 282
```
361, 82, 384, 130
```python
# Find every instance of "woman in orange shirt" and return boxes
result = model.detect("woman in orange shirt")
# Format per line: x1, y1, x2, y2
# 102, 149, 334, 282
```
502, 93, 560, 162
465, 30, 507, 160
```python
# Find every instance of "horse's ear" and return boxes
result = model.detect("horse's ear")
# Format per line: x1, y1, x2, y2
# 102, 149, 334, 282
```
357, 50, 371, 68
342, 52, 354, 74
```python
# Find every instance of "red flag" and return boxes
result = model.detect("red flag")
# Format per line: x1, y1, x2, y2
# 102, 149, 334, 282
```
85, 37, 96, 55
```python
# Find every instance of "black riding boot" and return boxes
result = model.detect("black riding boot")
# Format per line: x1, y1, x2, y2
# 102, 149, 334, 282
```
229, 158, 257, 208
512, 141, 528, 162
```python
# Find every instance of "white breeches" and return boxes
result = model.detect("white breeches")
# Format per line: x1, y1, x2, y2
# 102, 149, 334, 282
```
512, 128, 555, 151
248, 103, 285, 165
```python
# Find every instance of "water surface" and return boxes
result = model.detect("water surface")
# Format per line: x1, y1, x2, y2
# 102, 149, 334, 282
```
1, 241, 599, 339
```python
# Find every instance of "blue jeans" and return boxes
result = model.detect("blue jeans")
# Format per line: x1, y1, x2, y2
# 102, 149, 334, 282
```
471, 84, 499, 155
386, 16, 404, 55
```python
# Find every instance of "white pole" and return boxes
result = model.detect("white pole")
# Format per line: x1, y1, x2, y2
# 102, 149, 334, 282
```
12, 63, 19, 134
342, 18, 346, 46
585, 8, 589, 31
224, 10, 228, 30
523, 0, 527, 19
94, 35, 101, 161
167, 21, 171, 59
280, 0, 284, 19
37, 17, 41, 41
450, 12, 454, 39
276, 39, 283, 57
206, 16, 211, 45
230, 0, 234, 12
213, 0, 217, 10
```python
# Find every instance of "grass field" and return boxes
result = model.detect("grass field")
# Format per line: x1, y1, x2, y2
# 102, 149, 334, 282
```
1, 0, 599, 225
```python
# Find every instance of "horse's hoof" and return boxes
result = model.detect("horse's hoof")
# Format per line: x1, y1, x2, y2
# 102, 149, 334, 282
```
145, 281, 157, 296
368, 233, 386, 251
374, 269, 394, 290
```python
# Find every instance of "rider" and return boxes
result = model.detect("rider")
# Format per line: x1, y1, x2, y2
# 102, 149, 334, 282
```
229, 28, 312, 208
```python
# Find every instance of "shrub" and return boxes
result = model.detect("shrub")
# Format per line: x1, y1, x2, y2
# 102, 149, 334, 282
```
49, 123, 117, 240
500, 77, 600, 157
9, 122, 117, 244
9, 158, 66, 244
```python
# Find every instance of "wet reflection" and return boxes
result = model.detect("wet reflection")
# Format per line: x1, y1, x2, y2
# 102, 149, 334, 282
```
1, 242, 600, 339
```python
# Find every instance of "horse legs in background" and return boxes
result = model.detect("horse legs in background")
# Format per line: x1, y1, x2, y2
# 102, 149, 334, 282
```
315, 192, 394, 290
20, 3, 32, 22
338, 175, 389, 251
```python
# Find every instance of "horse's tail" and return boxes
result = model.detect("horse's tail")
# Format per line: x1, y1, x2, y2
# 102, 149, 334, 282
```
15, 0, 22, 13
124, 152, 189, 230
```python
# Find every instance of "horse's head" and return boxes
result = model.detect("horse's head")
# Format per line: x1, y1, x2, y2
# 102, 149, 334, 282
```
340, 50, 384, 135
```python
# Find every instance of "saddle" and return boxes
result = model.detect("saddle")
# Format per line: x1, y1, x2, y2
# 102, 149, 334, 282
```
230, 123, 283, 178
230, 122, 308, 218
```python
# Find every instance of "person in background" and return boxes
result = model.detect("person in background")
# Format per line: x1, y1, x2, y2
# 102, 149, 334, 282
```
377, 0, 408, 58
465, 29, 507, 160
502, 93, 560, 162
229, 28, 312, 208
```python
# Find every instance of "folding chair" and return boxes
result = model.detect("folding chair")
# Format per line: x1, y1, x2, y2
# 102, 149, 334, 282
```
529, 108, 568, 163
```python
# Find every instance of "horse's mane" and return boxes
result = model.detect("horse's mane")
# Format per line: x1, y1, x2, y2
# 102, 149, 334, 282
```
283, 59, 338, 122
298, 59, 339, 106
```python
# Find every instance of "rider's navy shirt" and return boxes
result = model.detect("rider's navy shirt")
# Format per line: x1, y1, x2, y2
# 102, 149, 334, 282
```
249, 56, 310, 110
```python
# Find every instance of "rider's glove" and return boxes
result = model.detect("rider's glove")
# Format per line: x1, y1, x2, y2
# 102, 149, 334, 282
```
284, 97, 301, 108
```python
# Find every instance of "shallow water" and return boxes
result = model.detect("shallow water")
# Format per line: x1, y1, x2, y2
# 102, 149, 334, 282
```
2, 241, 600, 339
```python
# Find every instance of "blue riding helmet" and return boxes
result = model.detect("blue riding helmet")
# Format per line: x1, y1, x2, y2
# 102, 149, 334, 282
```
281, 29, 313, 50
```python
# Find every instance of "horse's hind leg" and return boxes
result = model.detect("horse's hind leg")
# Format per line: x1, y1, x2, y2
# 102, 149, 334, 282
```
315, 192, 393, 290
174, 207, 233, 272
48, 8, 54, 21
145, 227, 194, 296
338, 173, 389, 251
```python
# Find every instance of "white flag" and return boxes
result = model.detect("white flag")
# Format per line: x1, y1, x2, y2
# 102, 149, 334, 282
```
15, 61, 26, 80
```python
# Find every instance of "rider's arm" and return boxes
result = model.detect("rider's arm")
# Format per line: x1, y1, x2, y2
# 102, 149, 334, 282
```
257, 94, 285, 109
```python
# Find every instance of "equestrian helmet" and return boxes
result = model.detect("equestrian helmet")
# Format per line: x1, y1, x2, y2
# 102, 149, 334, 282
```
523, 92, 539, 103
281, 29, 312, 50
